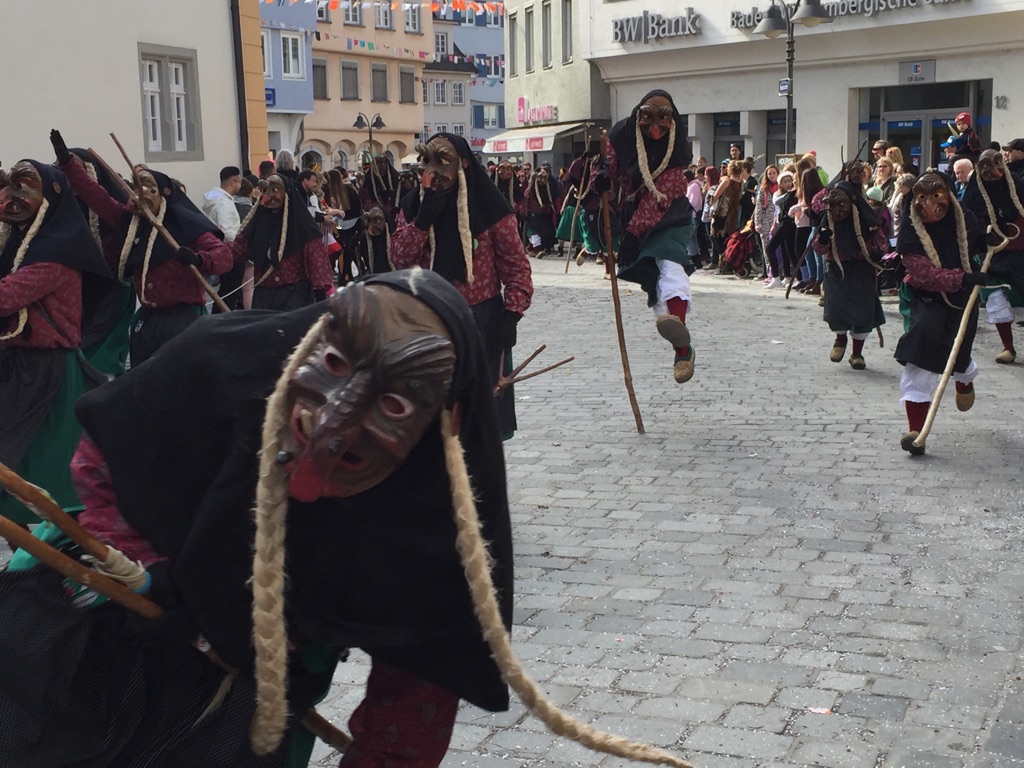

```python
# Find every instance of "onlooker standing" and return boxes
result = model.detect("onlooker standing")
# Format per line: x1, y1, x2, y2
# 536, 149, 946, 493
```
871, 157, 897, 206
1003, 138, 1024, 178
201, 166, 242, 243
753, 165, 779, 284
952, 159, 973, 200
684, 169, 704, 269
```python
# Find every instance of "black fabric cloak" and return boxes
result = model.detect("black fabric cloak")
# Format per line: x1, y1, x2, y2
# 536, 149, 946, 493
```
827, 180, 881, 261
607, 89, 692, 194
399, 132, 514, 285
75, 268, 513, 712
895, 195, 982, 374
122, 169, 223, 273
239, 176, 322, 272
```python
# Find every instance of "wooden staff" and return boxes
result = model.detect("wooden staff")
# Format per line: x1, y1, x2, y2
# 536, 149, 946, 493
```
0, 462, 353, 752
88, 138, 231, 313
563, 186, 581, 274
913, 228, 1011, 449
600, 131, 645, 434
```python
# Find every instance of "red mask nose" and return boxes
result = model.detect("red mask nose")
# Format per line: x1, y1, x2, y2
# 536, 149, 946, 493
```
648, 125, 665, 141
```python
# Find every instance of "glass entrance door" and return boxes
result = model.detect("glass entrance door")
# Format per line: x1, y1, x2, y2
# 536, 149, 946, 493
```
882, 108, 968, 175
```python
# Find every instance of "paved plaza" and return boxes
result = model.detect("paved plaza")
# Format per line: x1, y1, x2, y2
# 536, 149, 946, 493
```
4, 257, 1024, 768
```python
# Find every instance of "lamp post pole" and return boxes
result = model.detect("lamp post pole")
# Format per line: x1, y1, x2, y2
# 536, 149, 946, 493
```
354, 112, 386, 155
785, 19, 795, 155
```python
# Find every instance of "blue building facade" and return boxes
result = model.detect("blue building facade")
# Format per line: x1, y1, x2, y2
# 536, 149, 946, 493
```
443, 6, 506, 158
260, 0, 317, 156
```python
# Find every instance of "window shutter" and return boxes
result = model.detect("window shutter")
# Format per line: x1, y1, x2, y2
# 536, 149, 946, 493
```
497, 105, 505, 129
476, 12, 486, 26
453, 10, 462, 22
473, 105, 485, 129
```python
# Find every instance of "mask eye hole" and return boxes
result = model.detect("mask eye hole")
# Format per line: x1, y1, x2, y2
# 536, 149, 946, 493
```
379, 393, 414, 420
323, 346, 351, 378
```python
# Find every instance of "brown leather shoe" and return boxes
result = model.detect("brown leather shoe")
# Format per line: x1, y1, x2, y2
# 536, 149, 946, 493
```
656, 314, 691, 349
849, 355, 866, 370
830, 337, 847, 363
673, 349, 695, 383
996, 348, 1017, 364
955, 384, 975, 412
900, 431, 926, 456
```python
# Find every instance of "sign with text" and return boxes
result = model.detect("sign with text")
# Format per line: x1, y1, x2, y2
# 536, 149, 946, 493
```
612, 9, 701, 44
517, 97, 558, 125
898, 59, 935, 84
265, 88, 276, 108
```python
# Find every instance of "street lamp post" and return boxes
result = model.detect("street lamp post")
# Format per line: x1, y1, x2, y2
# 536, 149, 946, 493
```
753, 0, 832, 156
353, 112, 386, 155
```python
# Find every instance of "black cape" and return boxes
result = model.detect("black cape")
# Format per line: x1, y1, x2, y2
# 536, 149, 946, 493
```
399, 132, 513, 284
239, 176, 322, 271
76, 269, 513, 712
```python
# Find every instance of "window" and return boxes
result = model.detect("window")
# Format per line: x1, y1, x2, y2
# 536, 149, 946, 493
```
341, 60, 359, 100
138, 44, 203, 161
452, 81, 465, 105
261, 31, 272, 77
423, 124, 431, 139
561, 0, 573, 63
524, 7, 534, 73
434, 32, 448, 58
541, 1, 551, 68
371, 62, 389, 102
405, 5, 421, 32
484, 104, 499, 129
344, 1, 361, 25
422, 77, 430, 104
463, 7, 476, 25
434, 80, 447, 105
508, 14, 517, 76
487, 55, 502, 77
375, 4, 393, 29
435, 123, 448, 134
313, 58, 328, 99
453, 124, 466, 137
400, 65, 416, 104
335, 149, 348, 170
141, 58, 162, 151
487, 9, 501, 26
281, 33, 304, 79
316, 2, 330, 21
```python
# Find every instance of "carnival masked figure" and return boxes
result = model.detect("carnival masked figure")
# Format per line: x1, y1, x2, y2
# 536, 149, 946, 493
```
326, 168, 363, 285
360, 207, 392, 274
811, 178, 888, 370
53, 131, 232, 367
0, 160, 112, 526
357, 153, 401, 223
604, 89, 696, 384
492, 160, 524, 211
894, 173, 996, 455
521, 167, 558, 257
231, 174, 334, 311
563, 151, 614, 268
0, 269, 514, 767
390, 132, 533, 438
961, 148, 1024, 363
398, 169, 420, 202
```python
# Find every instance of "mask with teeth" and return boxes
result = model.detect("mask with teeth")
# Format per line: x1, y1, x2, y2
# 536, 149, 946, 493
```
279, 282, 456, 501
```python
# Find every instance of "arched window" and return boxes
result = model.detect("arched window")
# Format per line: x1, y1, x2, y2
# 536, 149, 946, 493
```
301, 149, 324, 169
333, 149, 349, 170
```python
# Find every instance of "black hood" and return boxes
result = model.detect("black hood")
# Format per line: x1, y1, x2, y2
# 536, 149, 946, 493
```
608, 89, 692, 192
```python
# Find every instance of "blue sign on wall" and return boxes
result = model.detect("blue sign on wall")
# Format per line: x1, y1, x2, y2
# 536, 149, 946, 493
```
265, 88, 276, 108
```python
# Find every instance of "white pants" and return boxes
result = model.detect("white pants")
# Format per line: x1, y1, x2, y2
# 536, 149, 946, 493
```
652, 259, 691, 316
985, 288, 1014, 324
899, 360, 979, 403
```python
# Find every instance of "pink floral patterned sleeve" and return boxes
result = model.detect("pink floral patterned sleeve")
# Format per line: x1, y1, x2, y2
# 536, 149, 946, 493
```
301, 238, 334, 292
389, 210, 432, 270
604, 142, 690, 237
901, 253, 968, 294
73, 434, 167, 567
489, 213, 533, 315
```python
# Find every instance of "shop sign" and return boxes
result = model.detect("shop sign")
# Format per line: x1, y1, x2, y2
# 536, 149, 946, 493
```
612, 9, 701, 44
898, 59, 935, 84
265, 88, 276, 108
732, 0, 970, 28
492, 140, 508, 152
526, 137, 545, 150
471, 137, 486, 147
517, 97, 558, 125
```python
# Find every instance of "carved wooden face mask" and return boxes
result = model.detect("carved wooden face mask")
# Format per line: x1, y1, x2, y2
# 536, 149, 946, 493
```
259, 175, 287, 210
279, 282, 456, 501
638, 95, 674, 142
912, 173, 951, 224
496, 162, 513, 180
417, 138, 462, 194
361, 207, 387, 236
0, 162, 44, 225
977, 150, 1004, 182
132, 168, 165, 216
825, 188, 853, 222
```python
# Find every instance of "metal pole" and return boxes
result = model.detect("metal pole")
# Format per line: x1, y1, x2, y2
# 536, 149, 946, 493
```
785, 19, 795, 154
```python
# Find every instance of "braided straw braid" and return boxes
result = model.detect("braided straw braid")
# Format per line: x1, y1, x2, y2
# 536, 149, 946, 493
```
134, 198, 168, 306
117, 215, 140, 282
976, 156, 1024, 241
908, 200, 972, 309
252, 193, 291, 290
440, 410, 693, 768
826, 211, 845, 279
0, 223, 9, 256
425, 168, 473, 284
0, 198, 50, 343
82, 161, 102, 249
634, 121, 675, 203
850, 205, 882, 270
249, 312, 331, 755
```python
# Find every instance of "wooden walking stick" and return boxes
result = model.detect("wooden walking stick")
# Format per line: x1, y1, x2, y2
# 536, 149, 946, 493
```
913, 227, 1012, 449
89, 137, 232, 313
0, 461, 353, 752
563, 186, 583, 274
600, 130, 645, 434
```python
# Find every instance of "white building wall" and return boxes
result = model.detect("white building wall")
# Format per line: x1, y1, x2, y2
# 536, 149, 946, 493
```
0, 0, 242, 205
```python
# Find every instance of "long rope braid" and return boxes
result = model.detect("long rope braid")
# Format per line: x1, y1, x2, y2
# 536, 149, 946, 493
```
0, 197, 49, 342
249, 313, 331, 756
634, 121, 675, 203
908, 202, 972, 309
440, 410, 693, 768
82, 161, 102, 249
253, 193, 290, 290
826, 211, 845, 279
977, 156, 1024, 240
136, 198, 168, 306
426, 168, 474, 284
851, 205, 882, 270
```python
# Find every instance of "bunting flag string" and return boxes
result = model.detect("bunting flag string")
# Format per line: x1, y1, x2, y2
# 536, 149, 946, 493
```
266, 0, 506, 14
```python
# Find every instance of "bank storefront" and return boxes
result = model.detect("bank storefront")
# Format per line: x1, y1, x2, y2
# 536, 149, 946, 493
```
584, 0, 1022, 175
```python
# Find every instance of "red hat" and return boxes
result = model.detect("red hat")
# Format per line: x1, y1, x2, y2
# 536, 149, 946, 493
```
956, 112, 971, 126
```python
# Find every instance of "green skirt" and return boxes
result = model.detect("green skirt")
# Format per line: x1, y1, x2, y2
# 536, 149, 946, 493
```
555, 205, 578, 241
0, 351, 89, 525
82, 281, 135, 378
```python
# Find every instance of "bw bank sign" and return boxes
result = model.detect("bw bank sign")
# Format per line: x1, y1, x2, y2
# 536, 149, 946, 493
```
612, 9, 702, 44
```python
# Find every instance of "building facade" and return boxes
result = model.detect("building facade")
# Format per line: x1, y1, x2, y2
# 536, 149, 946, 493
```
302, 1, 432, 171
491, 0, 609, 170
576, 0, 1024, 175
445, 6, 507, 158
423, 12, 478, 148
0, 0, 267, 203
260, 0, 317, 159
